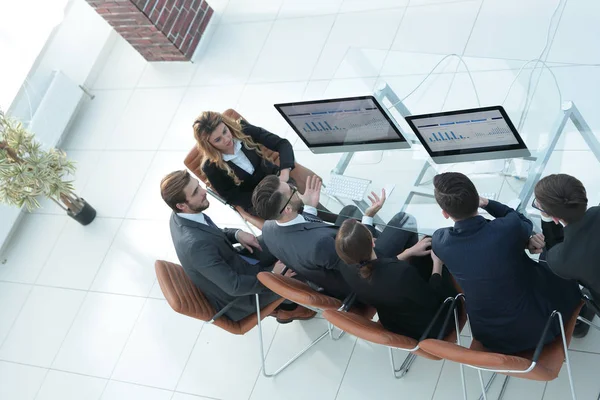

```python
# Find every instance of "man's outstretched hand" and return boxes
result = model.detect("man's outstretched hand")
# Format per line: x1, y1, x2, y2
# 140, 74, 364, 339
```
365, 189, 387, 218
298, 175, 322, 208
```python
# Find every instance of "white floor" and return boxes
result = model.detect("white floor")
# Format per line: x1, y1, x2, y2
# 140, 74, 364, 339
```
2, 0, 600, 399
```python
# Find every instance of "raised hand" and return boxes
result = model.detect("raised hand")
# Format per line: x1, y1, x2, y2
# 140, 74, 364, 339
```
298, 175, 322, 208
365, 189, 387, 218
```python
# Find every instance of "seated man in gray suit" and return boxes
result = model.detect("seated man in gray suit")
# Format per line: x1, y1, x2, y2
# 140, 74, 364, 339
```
252, 175, 430, 300
160, 170, 315, 323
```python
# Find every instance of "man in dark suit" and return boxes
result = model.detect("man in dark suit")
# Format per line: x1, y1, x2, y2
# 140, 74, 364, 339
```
533, 173, 599, 334
430, 172, 582, 354
251, 175, 424, 300
160, 170, 314, 323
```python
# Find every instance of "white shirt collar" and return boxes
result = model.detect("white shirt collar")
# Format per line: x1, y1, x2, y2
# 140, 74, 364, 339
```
177, 212, 207, 225
222, 140, 243, 162
276, 213, 307, 226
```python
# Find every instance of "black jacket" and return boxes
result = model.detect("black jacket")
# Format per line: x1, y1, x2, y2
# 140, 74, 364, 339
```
340, 258, 457, 339
202, 121, 295, 212
543, 206, 600, 300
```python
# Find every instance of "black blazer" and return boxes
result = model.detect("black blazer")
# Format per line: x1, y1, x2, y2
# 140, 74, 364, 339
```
169, 213, 279, 321
543, 206, 600, 300
261, 218, 378, 300
202, 121, 295, 212
340, 258, 457, 339
432, 200, 580, 354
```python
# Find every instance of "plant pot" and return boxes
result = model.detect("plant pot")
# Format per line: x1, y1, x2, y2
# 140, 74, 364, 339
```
67, 198, 96, 225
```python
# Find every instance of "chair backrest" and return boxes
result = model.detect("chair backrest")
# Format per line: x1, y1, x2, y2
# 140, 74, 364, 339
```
257, 272, 342, 311
419, 301, 584, 381
155, 259, 215, 320
155, 260, 283, 335
322, 310, 445, 360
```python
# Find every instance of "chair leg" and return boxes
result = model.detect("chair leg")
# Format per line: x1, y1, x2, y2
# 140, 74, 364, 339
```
255, 294, 329, 378
577, 316, 600, 333
497, 376, 510, 400
388, 347, 416, 379
557, 312, 578, 400
478, 370, 488, 400
328, 322, 346, 341
477, 372, 498, 400
455, 308, 469, 400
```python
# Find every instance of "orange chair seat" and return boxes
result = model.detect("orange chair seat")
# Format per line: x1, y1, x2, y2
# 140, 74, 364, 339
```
257, 272, 377, 320
155, 260, 284, 335
419, 301, 584, 381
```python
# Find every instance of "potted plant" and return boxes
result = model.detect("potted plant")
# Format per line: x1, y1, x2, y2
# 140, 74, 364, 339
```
0, 110, 96, 225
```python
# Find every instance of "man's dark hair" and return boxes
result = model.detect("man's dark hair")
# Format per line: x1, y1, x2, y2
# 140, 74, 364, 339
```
534, 174, 587, 224
433, 172, 479, 220
252, 175, 285, 220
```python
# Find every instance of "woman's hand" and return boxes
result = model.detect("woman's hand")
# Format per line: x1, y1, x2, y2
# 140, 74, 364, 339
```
397, 237, 432, 260
431, 250, 443, 275
279, 168, 291, 182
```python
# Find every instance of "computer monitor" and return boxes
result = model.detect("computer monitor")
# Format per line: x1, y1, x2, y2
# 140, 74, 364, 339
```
405, 106, 531, 164
274, 95, 410, 154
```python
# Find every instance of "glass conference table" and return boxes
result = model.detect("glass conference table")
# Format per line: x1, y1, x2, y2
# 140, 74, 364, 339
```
291, 48, 600, 236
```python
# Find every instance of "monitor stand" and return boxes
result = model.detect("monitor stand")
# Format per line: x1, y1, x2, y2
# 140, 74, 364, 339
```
330, 87, 600, 231
399, 101, 600, 232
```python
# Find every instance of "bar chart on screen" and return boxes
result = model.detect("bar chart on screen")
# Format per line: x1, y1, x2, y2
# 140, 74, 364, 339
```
417, 115, 519, 152
428, 131, 469, 142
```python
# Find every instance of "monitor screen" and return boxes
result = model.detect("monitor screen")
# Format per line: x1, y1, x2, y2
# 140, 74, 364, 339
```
405, 106, 530, 163
275, 96, 408, 153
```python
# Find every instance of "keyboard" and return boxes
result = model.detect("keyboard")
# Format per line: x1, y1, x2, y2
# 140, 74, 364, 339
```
324, 174, 371, 201
479, 192, 497, 201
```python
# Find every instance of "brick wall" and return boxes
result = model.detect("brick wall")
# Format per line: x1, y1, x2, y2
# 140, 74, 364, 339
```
86, 0, 213, 61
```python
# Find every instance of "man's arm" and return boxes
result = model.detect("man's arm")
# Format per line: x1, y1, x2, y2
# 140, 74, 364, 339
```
314, 236, 345, 270
223, 228, 240, 244
482, 199, 533, 243
190, 243, 269, 296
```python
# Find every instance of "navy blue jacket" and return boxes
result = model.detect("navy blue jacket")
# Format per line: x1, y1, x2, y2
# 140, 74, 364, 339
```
432, 200, 580, 354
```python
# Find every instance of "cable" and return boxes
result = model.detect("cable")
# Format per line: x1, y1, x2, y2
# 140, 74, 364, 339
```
516, 0, 567, 131
387, 53, 481, 110
501, 58, 563, 108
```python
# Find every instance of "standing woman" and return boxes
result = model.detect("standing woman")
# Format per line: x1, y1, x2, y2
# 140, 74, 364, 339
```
193, 111, 295, 214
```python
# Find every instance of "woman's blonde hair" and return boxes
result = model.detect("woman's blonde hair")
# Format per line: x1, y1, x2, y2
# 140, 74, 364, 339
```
193, 111, 270, 185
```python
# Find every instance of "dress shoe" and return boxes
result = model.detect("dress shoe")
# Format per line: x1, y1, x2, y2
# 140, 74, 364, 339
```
276, 306, 316, 324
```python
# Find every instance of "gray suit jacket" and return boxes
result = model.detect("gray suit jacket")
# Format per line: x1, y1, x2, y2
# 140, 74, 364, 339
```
169, 213, 279, 321
261, 220, 353, 299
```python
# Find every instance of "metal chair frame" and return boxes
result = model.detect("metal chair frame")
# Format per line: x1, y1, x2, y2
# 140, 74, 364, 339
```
326, 296, 462, 380
207, 291, 356, 378
432, 295, 584, 400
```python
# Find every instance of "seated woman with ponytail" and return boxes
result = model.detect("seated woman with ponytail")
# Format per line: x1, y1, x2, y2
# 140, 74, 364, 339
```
193, 111, 296, 214
335, 219, 457, 339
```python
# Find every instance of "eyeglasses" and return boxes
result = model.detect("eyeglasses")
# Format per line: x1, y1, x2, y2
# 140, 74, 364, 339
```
531, 197, 545, 213
279, 184, 298, 214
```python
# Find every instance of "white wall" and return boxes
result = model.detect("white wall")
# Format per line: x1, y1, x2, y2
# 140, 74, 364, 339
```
1, 0, 115, 253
